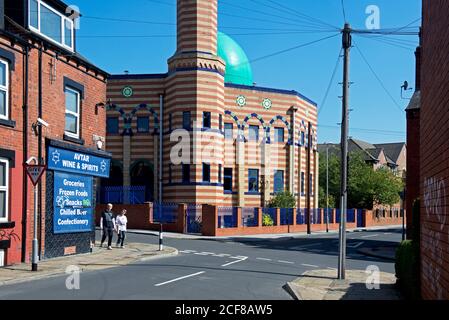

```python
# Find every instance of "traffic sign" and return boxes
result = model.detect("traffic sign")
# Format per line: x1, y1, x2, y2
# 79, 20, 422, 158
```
24, 164, 46, 186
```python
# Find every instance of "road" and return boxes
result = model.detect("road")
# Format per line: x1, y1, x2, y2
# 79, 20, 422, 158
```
0, 228, 401, 300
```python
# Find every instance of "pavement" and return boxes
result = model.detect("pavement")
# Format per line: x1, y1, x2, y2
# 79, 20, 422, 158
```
0, 242, 177, 287
0, 227, 402, 300
286, 269, 401, 300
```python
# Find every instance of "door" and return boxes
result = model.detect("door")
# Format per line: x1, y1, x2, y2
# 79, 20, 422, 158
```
0, 249, 4, 267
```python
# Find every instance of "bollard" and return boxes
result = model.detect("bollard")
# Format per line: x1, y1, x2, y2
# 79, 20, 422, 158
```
159, 223, 163, 251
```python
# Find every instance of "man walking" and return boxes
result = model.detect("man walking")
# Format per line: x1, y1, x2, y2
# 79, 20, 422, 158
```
100, 203, 116, 250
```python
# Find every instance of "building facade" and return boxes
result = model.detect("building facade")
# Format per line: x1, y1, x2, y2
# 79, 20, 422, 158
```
104, 0, 319, 210
420, 0, 449, 300
0, 0, 109, 266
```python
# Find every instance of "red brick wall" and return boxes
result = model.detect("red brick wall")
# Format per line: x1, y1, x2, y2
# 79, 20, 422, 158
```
406, 108, 420, 238
421, 0, 449, 300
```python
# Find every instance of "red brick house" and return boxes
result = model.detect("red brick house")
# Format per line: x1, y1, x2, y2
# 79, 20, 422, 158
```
420, 0, 449, 300
0, 0, 109, 267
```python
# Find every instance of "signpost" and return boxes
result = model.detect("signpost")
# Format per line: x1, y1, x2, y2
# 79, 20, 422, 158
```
24, 161, 46, 272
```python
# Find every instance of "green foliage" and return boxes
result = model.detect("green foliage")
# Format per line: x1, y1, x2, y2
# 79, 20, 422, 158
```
319, 151, 404, 209
262, 214, 274, 227
268, 191, 296, 208
395, 240, 421, 300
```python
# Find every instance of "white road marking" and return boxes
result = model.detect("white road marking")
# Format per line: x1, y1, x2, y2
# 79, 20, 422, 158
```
256, 258, 272, 261
384, 233, 392, 235
278, 260, 294, 264
179, 250, 196, 253
222, 257, 248, 267
194, 252, 211, 256
154, 271, 205, 287
302, 264, 319, 268
347, 241, 365, 248
361, 234, 379, 238
201, 252, 215, 255
327, 267, 337, 270
213, 254, 231, 257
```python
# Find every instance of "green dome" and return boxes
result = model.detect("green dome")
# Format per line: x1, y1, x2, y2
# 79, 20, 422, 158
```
217, 32, 253, 86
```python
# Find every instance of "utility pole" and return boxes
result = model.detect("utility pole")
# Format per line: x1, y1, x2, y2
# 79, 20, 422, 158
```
326, 145, 329, 233
338, 23, 351, 280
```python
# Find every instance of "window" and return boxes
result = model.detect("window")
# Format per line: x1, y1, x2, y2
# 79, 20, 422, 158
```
218, 164, 222, 183
300, 132, 305, 146
249, 125, 259, 142
274, 170, 284, 193
203, 112, 211, 129
224, 168, 233, 192
137, 117, 150, 133
0, 59, 9, 120
224, 123, 233, 140
203, 163, 210, 183
182, 164, 190, 183
183, 111, 191, 130
274, 127, 284, 143
248, 169, 259, 192
64, 87, 80, 138
219, 114, 223, 131
106, 117, 119, 134
28, 0, 74, 51
0, 159, 8, 222
301, 172, 305, 195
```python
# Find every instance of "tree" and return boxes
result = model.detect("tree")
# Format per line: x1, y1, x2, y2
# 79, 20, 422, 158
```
318, 151, 404, 209
268, 191, 296, 208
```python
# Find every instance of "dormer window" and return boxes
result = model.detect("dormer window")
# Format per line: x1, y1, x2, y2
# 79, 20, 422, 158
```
28, 0, 75, 51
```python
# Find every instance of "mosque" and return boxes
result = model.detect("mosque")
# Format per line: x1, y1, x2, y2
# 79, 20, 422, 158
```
103, 0, 319, 209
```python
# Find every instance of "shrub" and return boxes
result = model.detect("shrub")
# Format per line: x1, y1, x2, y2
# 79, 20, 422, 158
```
395, 240, 420, 300
262, 214, 274, 227
268, 191, 296, 208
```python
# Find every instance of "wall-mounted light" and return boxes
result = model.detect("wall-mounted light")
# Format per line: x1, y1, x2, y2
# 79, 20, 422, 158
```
93, 134, 105, 150
31, 118, 50, 136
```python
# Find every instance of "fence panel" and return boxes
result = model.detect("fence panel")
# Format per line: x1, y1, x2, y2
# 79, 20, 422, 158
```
218, 207, 238, 228
187, 204, 202, 233
323, 208, 333, 224
357, 210, 363, 227
99, 186, 146, 204
242, 207, 258, 227
153, 203, 178, 223
280, 208, 294, 225
262, 208, 277, 226
347, 209, 356, 223
297, 208, 305, 225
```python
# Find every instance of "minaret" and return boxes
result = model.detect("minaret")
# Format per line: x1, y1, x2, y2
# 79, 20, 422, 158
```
164, 0, 226, 205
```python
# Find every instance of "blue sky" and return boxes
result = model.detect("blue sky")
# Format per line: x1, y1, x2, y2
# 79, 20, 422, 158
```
73, 0, 421, 144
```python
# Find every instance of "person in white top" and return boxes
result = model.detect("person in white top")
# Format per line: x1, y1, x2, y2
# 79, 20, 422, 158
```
115, 209, 128, 248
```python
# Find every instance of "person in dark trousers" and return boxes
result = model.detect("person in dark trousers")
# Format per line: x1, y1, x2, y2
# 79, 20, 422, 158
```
115, 209, 128, 248
100, 203, 116, 250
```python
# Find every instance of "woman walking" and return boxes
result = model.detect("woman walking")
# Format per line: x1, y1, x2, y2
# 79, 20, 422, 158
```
116, 209, 128, 248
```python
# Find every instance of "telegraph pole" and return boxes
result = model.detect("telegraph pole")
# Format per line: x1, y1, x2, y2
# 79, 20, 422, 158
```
338, 23, 351, 280
326, 145, 329, 233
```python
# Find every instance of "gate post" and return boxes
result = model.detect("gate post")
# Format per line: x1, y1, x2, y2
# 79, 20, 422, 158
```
177, 203, 187, 233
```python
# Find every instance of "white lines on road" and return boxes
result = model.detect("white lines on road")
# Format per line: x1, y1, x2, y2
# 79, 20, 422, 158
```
154, 271, 205, 287
213, 254, 231, 257
194, 252, 211, 256
347, 242, 365, 248
278, 260, 294, 264
221, 257, 248, 267
179, 250, 197, 253
256, 257, 272, 261
384, 232, 392, 235
361, 234, 379, 239
302, 263, 319, 268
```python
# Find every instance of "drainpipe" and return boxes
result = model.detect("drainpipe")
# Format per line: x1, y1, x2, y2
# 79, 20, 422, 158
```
306, 122, 312, 234
37, 44, 43, 258
159, 94, 163, 204
21, 45, 30, 262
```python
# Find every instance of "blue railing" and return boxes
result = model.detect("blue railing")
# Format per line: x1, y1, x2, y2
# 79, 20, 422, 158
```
323, 208, 333, 224
153, 203, 178, 223
262, 207, 277, 226
99, 186, 146, 204
218, 207, 238, 228
347, 209, 356, 223
242, 207, 258, 227
296, 208, 305, 225
187, 204, 202, 233
280, 208, 294, 225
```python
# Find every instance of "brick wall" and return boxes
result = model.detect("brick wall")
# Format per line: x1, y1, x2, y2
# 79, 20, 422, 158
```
421, 0, 449, 300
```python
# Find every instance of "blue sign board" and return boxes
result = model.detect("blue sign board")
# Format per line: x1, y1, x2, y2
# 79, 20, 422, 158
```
47, 146, 111, 178
53, 172, 93, 234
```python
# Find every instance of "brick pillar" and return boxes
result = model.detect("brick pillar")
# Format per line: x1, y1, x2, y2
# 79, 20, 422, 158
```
177, 203, 187, 233
201, 204, 217, 236
292, 208, 297, 226
236, 207, 243, 228
257, 208, 263, 227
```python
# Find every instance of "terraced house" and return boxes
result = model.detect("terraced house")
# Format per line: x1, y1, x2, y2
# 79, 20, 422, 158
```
103, 0, 319, 210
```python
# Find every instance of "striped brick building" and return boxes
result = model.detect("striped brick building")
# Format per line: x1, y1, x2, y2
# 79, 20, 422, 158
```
104, 0, 319, 209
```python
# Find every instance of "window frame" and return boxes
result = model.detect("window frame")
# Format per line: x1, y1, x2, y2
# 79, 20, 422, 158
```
182, 163, 190, 183
300, 172, 305, 195
224, 123, 233, 140
106, 117, 119, 135
202, 162, 211, 183
249, 125, 259, 142
137, 116, 150, 133
0, 158, 9, 222
274, 127, 285, 143
203, 111, 211, 129
64, 86, 81, 139
182, 111, 191, 130
28, 0, 75, 52
248, 169, 259, 193
274, 170, 284, 193
0, 58, 9, 121
224, 168, 233, 192
218, 164, 222, 184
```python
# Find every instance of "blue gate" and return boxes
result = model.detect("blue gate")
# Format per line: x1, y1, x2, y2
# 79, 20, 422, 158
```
357, 210, 364, 227
186, 204, 202, 234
